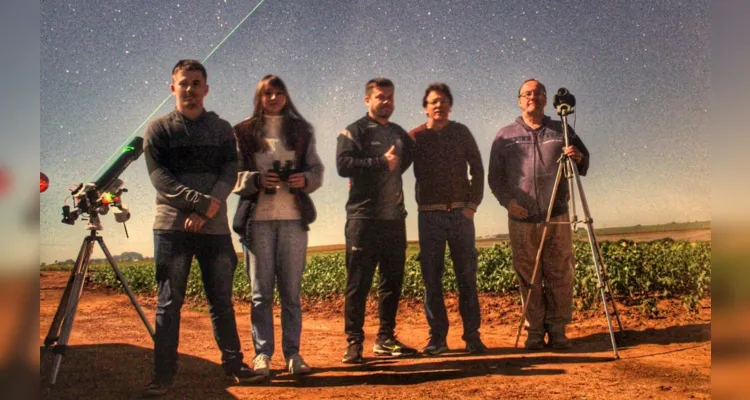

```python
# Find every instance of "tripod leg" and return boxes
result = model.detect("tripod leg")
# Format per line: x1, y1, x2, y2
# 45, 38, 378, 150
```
43, 238, 89, 348
97, 237, 155, 338
514, 160, 567, 347
49, 237, 95, 385
570, 160, 622, 359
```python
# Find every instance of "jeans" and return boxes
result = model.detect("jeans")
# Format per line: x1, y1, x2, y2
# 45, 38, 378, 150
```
508, 213, 575, 333
343, 219, 406, 343
244, 220, 308, 360
418, 209, 481, 342
153, 231, 243, 379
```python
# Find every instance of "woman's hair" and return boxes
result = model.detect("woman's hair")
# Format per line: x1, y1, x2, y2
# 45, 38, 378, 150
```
245, 75, 313, 152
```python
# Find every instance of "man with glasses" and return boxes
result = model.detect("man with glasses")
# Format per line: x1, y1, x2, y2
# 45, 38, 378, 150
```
488, 79, 589, 350
409, 83, 486, 355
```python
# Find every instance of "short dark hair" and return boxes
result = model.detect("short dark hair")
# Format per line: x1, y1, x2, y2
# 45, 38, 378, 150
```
422, 82, 453, 108
518, 78, 546, 96
365, 78, 394, 97
171, 59, 207, 81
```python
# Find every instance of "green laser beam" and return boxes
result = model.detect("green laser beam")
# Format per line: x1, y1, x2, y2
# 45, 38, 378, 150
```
86, 0, 267, 183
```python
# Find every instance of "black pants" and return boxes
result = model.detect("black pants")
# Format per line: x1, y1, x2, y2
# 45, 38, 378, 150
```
343, 219, 406, 343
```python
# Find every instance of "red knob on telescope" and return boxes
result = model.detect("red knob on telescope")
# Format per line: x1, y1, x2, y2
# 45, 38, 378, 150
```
41, 172, 50, 193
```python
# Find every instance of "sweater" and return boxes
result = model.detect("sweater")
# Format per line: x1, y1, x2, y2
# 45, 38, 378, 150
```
143, 109, 237, 234
408, 121, 484, 212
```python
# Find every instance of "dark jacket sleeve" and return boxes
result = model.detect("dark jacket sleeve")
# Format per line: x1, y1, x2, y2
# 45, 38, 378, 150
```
336, 128, 387, 177
399, 129, 414, 174
488, 133, 513, 208
464, 126, 484, 209
568, 126, 590, 176
143, 121, 212, 213
208, 125, 238, 203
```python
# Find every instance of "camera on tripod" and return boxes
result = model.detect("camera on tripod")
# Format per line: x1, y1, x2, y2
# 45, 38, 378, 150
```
552, 87, 576, 116
265, 159, 298, 195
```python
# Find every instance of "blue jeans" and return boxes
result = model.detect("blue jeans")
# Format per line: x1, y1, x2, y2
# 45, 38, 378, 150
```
244, 220, 308, 360
418, 209, 481, 342
153, 231, 243, 379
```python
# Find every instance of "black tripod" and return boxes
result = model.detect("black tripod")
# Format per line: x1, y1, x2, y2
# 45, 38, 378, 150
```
513, 88, 624, 358
43, 229, 155, 385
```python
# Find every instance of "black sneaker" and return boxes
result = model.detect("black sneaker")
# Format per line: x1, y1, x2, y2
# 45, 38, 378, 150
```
342, 342, 364, 364
224, 362, 267, 384
465, 338, 488, 354
373, 337, 418, 357
142, 377, 173, 398
421, 338, 449, 356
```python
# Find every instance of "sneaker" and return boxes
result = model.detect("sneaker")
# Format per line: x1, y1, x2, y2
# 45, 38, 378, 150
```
524, 331, 546, 350
465, 338, 488, 354
253, 354, 271, 377
342, 342, 364, 364
287, 353, 311, 375
422, 338, 449, 356
142, 377, 172, 398
373, 337, 419, 357
224, 362, 267, 384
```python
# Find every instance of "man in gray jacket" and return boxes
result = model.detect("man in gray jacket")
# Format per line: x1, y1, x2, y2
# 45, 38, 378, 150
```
488, 79, 589, 350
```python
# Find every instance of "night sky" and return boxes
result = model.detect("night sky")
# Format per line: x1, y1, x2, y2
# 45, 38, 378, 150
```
39, 0, 710, 264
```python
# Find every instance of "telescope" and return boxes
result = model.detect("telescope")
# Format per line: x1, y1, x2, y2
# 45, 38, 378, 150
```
61, 136, 143, 231
45, 135, 155, 386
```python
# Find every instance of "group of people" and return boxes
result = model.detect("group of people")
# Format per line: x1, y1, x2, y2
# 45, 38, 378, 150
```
141, 59, 589, 397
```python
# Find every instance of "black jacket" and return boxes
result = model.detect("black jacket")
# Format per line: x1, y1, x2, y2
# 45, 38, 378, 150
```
336, 114, 413, 220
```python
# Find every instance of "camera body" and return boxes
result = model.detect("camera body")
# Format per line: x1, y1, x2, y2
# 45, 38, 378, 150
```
265, 159, 297, 195
552, 88, 576, 116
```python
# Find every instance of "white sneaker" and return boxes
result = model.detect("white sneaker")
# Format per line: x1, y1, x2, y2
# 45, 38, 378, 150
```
253, 354, 271, 377
287, 353, 311, 375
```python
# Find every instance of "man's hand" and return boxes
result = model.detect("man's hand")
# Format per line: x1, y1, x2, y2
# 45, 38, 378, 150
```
508, 199, 529, 219
260, 172, 281, 190
184, 212, 206, 233
205, 197, 221, 219
462, 208, 475, 220
563, 145, 584, 164
384, 145, 399, 171
288, 173, 307, 189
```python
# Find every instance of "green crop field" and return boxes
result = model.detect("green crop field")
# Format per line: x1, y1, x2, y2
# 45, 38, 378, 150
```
74, 238, 709, 316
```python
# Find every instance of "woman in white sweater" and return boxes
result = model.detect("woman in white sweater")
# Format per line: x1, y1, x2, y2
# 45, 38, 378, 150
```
232, 75, 324, 378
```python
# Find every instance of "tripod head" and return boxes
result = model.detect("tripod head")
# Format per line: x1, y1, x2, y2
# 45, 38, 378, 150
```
553, 88, 576, 117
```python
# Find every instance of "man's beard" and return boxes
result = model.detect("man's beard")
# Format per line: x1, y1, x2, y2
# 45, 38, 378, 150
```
374, 106, 393, 119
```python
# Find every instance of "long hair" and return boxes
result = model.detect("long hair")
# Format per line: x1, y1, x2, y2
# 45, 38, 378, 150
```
244, 75, 312, 152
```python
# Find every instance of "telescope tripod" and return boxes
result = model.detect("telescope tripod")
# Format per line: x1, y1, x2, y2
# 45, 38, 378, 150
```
43, 230, 155, 385
513, 112, 624, 359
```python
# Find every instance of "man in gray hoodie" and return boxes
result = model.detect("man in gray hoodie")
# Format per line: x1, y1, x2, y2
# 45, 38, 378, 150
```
488, 79, 589, 350
142, 59, 264, 397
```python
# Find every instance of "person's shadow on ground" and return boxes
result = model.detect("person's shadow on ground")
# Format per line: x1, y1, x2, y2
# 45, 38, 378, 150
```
40, 343, 238, 399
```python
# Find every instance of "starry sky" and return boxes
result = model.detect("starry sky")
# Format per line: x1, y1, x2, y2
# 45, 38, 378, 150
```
39, 0, 710, 264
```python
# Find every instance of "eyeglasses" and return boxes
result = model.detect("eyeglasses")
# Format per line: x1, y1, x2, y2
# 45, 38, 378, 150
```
518, 90, 546, 99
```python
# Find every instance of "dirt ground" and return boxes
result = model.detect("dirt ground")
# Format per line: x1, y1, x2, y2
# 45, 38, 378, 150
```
39, 267, 711, 400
